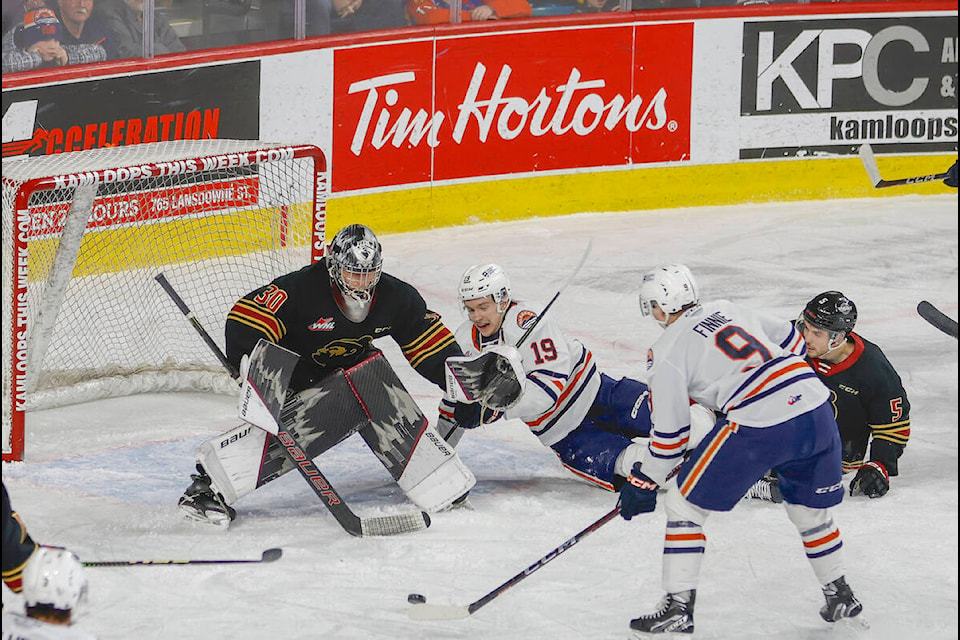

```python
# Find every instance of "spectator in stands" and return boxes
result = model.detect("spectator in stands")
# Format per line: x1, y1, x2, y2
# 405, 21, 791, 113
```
278, 0, 332, 36
407, 0, 531, 24
3, 0, 44, 35
331, 0, 406, 33
98, 0, 184, 59
54, 0, 115, 59
2, 5, 105, 72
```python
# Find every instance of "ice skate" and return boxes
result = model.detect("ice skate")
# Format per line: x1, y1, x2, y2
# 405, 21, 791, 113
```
178, 465, 236, 528
744, 476, 783, 503
820, 576, 863, 623
629, 590, 695, 636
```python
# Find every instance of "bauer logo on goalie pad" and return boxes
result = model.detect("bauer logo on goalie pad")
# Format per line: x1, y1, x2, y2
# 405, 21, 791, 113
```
239, 339, 300, 435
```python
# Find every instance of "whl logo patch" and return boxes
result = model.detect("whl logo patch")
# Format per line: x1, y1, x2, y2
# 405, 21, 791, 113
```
308, 317, 335, 331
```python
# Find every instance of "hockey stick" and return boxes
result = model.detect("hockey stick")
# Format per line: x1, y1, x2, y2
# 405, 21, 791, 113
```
858, 144, 951, 188
407, 504, 620, 620
514, 238, 593, 349
154, 273, 429, 538
84, 548, 282, 567
917, 301, 958, 339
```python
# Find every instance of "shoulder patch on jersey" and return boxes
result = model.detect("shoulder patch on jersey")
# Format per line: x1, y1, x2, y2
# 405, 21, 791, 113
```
646, 348, 654, 370
308, 317, 335, 331
516, 309, 538, 329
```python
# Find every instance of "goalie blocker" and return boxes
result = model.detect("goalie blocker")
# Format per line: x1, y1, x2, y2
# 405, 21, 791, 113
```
196, 345, 475, 516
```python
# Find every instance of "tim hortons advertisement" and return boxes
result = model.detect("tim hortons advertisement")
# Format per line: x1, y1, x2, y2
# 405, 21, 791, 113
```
1, 62, 261, 159
739, 16, 958, 158
332, 24, 694, 192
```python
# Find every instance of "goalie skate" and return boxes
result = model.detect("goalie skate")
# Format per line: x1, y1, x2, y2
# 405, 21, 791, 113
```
178, 466, 236, 528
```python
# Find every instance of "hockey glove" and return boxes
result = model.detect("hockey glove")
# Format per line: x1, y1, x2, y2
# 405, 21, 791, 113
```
619, 463, 658, 520
453, 402, 482, 430
849, 461, 889, 498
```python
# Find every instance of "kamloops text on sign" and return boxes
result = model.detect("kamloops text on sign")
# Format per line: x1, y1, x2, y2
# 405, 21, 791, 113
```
332, 23, 695, 192
739, 16, 958, 157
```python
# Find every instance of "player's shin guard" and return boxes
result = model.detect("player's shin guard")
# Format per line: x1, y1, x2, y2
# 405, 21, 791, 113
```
661, 486, 709, 594
785, 503, 845, 586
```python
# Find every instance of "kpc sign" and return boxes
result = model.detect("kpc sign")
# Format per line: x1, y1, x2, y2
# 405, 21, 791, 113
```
332, 24, 694, 192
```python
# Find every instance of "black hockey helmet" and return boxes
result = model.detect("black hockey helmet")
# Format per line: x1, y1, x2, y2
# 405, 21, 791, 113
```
800, 291, 857, 334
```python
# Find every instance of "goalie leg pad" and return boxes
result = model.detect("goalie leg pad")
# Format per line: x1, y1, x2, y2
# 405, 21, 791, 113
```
397, 424, 476, 512
195, 423, 269, 505
348, 353, 476, 512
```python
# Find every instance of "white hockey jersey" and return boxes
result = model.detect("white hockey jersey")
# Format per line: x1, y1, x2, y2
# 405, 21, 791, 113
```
453, 300, 601, 447
639, 300, 827, 486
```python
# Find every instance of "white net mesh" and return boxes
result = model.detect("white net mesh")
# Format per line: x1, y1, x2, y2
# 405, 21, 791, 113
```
2, 140, 326, 460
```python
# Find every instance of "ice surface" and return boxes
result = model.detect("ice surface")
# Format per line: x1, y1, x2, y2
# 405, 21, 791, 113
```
3, 195, 957, 640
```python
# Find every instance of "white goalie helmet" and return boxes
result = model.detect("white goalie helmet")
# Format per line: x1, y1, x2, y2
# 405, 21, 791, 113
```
458, 263, 512, 311
22, 546, 88, 613
327, 224, 383, 322
639, 263, 700, 325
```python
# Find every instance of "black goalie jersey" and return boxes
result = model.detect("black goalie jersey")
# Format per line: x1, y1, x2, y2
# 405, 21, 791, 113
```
224, 258, 462, 394
806, 332, 910, 475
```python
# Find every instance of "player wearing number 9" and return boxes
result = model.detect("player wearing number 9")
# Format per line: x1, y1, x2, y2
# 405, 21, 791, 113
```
625, 263, 862, 635
439, 263, 715, 493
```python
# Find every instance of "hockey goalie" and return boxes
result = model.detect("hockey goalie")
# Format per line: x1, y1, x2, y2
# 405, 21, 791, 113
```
177, 224, 476, 528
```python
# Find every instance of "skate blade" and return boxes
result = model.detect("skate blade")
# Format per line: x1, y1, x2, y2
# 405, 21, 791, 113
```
179, 506, 232, 529
833, 614, 871, 632
630, 630, 693, 639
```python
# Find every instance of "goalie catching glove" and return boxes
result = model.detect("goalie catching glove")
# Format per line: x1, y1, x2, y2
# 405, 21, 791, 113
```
444, 344, 525, 411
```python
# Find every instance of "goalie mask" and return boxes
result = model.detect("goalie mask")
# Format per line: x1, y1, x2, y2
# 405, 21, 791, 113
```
23, 547, 88, 616
638, 263, 700, 328
327, 224, 382, 323
458, 263, 512, 312
797, 291, 857, 354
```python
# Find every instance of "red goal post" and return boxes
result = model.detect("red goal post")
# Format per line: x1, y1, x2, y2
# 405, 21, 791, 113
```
2, 140, 327, 461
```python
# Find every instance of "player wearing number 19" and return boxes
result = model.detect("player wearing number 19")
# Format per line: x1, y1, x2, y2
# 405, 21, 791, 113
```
443, 263, 713, 492
621, 264, 862, 635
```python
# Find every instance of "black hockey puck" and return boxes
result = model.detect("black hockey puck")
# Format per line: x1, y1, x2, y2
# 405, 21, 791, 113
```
407, 593, 427, 604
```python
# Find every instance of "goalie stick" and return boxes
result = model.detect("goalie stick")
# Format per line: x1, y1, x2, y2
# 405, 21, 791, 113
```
84, 548, 283, 567
407, 504, 620, 620
858, 144, 951, 188
917, 301, 958, 339
155, 273, 429, 538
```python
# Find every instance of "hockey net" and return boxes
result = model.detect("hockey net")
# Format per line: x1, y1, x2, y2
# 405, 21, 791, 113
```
2, 140, 326, 461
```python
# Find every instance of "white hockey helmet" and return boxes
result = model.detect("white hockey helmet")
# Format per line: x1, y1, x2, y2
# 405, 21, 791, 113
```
639, 263, 700, 326
327, 224, 383, 322
22, 546, 88, 613
458, 263, 512, 311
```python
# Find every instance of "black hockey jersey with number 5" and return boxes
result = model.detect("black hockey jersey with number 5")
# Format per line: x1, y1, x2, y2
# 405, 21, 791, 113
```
806, 332, 910, 476
224, 258, 462, 394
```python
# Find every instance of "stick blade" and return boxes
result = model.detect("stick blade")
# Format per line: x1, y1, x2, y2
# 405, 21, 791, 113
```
407, 603, 471, 621
360, 511, 431, 537
858, 143, 882, 187
261, 548, 283, 562
917, 301, 959, 339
